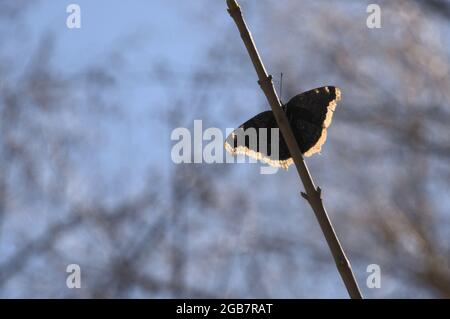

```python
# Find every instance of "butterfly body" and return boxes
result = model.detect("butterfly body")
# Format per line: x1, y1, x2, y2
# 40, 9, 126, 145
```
225, 86, 341, 169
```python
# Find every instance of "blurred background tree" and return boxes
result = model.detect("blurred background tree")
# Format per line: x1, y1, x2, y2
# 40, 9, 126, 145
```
0, 0, 448, 298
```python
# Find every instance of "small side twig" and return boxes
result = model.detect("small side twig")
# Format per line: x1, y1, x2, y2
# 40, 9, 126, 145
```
226, 0, 362, 299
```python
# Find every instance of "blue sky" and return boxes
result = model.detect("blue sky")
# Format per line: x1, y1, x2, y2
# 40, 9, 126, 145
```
26, 1, 210, 70
18, 1, 227, 201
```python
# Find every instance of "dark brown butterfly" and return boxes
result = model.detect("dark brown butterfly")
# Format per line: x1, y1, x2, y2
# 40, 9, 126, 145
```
225, 86, 341, 169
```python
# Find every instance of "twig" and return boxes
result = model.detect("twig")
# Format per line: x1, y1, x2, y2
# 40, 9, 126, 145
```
226, 0, 363, 299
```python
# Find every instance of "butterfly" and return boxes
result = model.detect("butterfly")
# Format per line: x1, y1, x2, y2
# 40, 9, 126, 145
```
225, 86, 341, 169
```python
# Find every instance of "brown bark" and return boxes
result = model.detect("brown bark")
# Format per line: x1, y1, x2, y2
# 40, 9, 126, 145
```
226, 0, 362, 299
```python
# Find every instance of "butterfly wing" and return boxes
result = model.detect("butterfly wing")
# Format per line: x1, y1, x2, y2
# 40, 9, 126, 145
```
224, 111, 292, 169
225, 86, 341, 168
285, 86, 341, 156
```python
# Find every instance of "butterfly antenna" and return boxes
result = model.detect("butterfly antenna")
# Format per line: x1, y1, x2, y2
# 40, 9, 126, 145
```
279, 72, 283, 104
